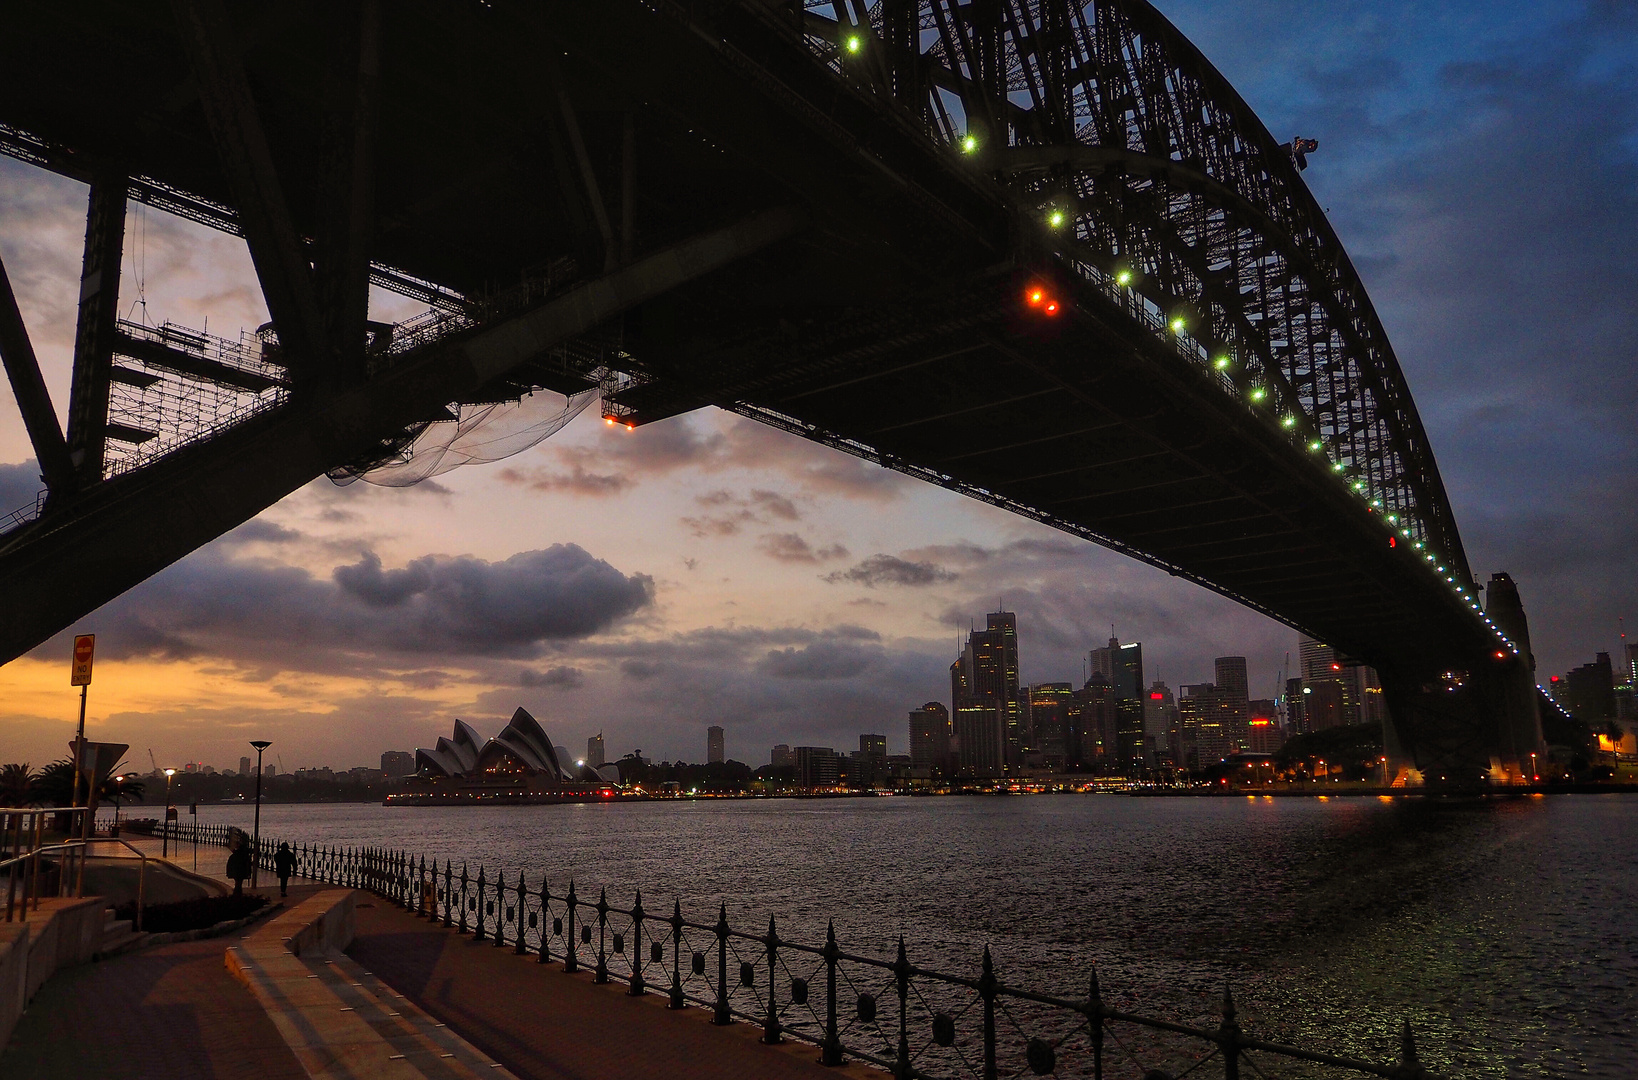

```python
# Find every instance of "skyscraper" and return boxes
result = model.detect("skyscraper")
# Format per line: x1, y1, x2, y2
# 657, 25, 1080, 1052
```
954, 706, 1005, 776
909, 702, 951, 777
707, 725, 725, 764
1070, 673, 1117, 771
1283, 677, 1306, 734
952, 611, 1022, 769
1214, 656, 1249, 729
239, 756, 252, 777
771, 744, 795, 769
1029, 683, 1075, 767
1299, 636, 1379, 727
1090, 636, 1144, 772
587, 733, 605, 767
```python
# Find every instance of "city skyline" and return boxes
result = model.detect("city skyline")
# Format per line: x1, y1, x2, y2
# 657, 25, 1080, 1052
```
1, 0, 1634, 773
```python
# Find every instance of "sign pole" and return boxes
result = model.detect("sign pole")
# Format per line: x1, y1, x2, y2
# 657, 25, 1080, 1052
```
69, 635, 95, 897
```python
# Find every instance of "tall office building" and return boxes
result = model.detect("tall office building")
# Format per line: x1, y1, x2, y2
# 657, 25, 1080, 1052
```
909, 702, 951, 777
851, 734, 889, 788
1143, 682, 1178, 764
587, 734, 605, 767
1283, 677, 1306, 734
952, 611, 1023, 769
239, 756, 252, 777
1299, 636, 1380, 728
1180, 683, 1236, 766
771, 744, 795, 769
1626, 642, 1638, 686
1070, 674, 1117, 770
1244, 699, 1281, 753
954, 705, 1005, 776
1090, 636, 1144, 772
1563, 654, 1616, 721
1214, 656, 1250, 729
795, 746, 839, 788
707, 725, 725, 764
1029, 683, 1075, 766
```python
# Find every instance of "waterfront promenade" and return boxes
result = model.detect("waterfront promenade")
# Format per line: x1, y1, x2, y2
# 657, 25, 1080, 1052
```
2, 848, 861, 1080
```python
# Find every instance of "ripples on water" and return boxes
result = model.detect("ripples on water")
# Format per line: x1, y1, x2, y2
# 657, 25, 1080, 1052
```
198, 793, 1636, 1078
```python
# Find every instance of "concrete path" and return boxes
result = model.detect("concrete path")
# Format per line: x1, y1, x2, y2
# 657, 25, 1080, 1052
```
1, 882, 332, 1080
347, 900, 875, 1080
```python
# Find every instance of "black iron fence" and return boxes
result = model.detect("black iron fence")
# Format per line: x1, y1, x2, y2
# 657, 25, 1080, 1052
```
133, 821, 1444, 1080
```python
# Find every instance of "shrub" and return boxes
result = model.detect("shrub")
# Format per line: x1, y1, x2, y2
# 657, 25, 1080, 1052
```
115, 893, 269, 933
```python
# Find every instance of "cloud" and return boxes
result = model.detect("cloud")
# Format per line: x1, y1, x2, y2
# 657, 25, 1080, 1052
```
757, 640, 878, 680
620, 659, 664, 680
823, 554, 958, 588
0, 459, 41, 517
757, 533, 850, 564
520, 665, 585, 690
37, 539, 654, 668
497, 464, 629, 497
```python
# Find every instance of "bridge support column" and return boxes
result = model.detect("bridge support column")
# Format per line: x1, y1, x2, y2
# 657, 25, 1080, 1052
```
1380, 657, 1544, 789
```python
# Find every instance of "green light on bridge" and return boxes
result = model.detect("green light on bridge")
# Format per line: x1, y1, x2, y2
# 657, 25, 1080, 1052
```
962, 135, 978, 153
1116, 270, 1132, 285
1049, 210, 1066, 228
1169, 317, 1186, 333
1281, 414, 1296, 428
846, 35, 862, 53
1250, 387, 1266, 402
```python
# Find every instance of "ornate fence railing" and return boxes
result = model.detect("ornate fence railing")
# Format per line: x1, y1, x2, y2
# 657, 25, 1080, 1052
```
134, 821, 1444, 1080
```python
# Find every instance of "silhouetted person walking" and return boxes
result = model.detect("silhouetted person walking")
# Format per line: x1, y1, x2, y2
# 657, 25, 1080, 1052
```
274, 841, 295, 897
226, 831, 251, 896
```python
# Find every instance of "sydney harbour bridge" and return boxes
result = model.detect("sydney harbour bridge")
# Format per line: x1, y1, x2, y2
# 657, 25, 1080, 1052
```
0, 0, 1544, 783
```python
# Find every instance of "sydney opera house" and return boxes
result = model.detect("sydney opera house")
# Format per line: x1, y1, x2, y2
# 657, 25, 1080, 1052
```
389, 707, 621, 805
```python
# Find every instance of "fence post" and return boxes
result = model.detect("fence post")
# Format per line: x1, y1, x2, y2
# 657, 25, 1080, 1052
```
894, 936, 910, 1079
629, 890, 646, 995
475, 866, 488, 941
980, 946, 997, 1080
669, 899, 684, 1009
763, 915, 781, 1044
822, 921, 843, 1066
515, 870, 528, 955
495, 870, 510, 948
564, 881, 578, 973
443, 861, 453, 927
1219, 984, 1240, 1080
1088, 968, 1104, 1080
714, 902, 731, 1025
594, 886, 609, 983
457, 864, 468, 934
538, 876, 551, 964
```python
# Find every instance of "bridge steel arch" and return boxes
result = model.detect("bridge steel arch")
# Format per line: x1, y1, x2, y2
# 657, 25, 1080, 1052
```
0, 0, 1540, 784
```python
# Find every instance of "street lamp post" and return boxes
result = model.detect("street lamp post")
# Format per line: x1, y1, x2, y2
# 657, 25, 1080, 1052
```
250, 741, 270, 889
162, 769, 176, 857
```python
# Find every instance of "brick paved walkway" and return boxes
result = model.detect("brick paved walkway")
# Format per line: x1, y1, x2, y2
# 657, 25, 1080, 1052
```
347, 899, 871, 1080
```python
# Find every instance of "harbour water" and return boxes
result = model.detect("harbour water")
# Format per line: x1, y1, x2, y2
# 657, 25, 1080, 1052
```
184, 793, 1635, 1078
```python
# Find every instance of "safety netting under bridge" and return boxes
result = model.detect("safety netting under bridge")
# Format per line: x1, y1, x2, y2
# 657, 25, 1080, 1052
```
325, 386, 598, 488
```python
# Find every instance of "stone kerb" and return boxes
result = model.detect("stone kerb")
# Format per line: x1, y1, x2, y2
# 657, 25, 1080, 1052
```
0, 896, 106, 1049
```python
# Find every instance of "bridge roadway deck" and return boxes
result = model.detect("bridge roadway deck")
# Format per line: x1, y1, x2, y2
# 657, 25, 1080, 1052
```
4, 873, 857, 1080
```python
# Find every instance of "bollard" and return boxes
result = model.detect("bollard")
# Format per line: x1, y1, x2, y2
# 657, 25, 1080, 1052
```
821, 922, 843, 1066
669, 899, 685, 1009
714, 902, 731, 1025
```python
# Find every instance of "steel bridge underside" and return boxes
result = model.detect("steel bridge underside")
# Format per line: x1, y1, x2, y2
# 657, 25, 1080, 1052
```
0, 1, 1528, 777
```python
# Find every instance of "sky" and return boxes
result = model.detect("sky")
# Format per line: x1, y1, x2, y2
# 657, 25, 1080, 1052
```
1, 0, 1634, 773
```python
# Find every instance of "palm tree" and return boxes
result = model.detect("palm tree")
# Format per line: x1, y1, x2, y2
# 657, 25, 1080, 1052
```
1, 762, 34, 806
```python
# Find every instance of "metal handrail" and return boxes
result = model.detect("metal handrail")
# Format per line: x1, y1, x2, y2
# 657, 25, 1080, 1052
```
146, 822, 1448, 1080
3, 814, 150, 929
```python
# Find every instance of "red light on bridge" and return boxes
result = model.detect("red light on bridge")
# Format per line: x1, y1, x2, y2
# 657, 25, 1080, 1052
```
1388, 536, 1396, 548
1494, 650, 1507, 660
1024, 285, 1061, 316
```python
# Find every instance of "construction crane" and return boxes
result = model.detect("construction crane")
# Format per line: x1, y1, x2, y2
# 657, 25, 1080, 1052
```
148, 748, 157, 774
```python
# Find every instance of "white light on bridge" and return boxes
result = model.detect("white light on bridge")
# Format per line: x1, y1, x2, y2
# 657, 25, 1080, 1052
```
1281, 414, 1296, 427
962, 134, 978, 153
1048, 210, 1066, 228
846, 35, 862, 53
1116, 270, 1132, 286
1170, 317, 1186, 333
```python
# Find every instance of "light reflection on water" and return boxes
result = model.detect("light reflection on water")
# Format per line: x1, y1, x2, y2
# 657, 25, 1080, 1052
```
195, 793, 1636, 1078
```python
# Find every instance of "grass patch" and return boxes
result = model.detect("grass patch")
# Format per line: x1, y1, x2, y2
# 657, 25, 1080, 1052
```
115, 893, 269, 933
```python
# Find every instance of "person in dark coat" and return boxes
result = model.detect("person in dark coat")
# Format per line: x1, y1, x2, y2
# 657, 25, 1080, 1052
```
226, 832, 252, 896
274, 841, 296, 897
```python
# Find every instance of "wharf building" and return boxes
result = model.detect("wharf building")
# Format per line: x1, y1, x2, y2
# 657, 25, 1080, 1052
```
395, 709, 618, 804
